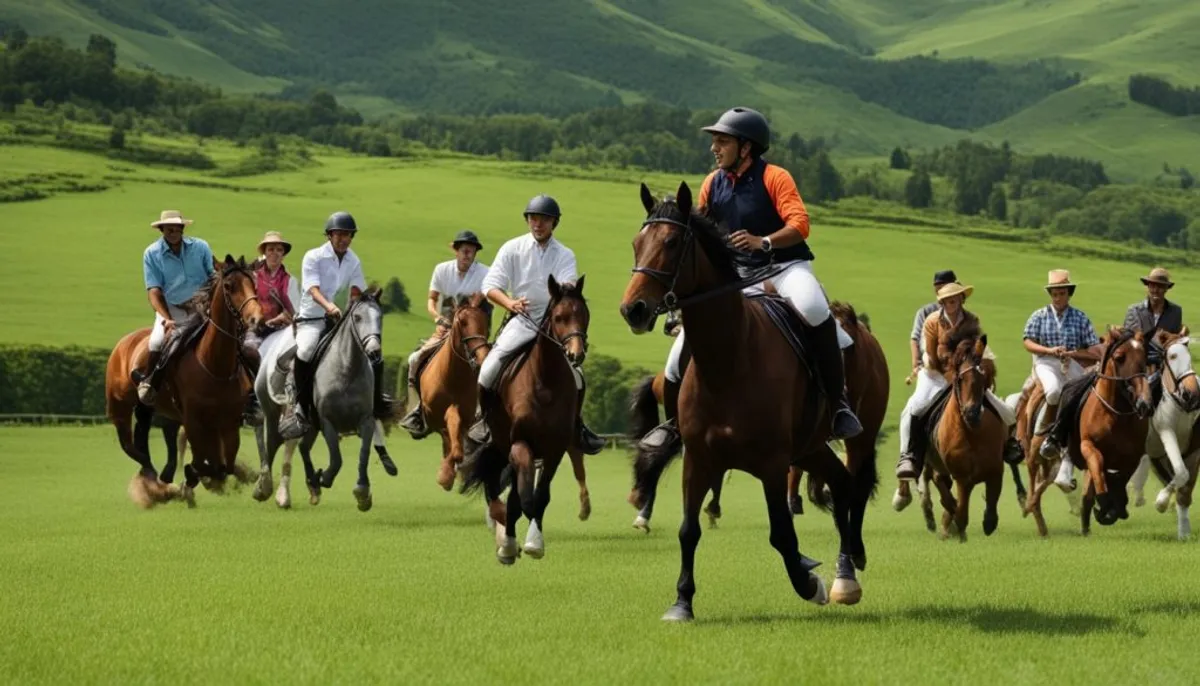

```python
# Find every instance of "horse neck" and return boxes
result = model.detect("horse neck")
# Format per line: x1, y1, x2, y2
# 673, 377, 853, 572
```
678, 262, 747, 388
329, 318, 368, 374
445, 318, 476, 381
528, 329, 571, 400
197, 280, 239, 377
1094, 363, 1135, 412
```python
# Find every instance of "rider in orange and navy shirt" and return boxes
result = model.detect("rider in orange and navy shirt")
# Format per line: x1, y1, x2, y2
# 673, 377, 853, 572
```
640, 107, 862, 454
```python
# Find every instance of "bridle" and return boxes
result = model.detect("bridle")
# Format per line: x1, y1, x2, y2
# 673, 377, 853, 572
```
449, 307, 492, 370
206, 266, 259, 343
1160, 341, 1199, 411
952, 354, 988, 423
516, 298, 589, 361
632, 207, 785, 316
1091, 334, 1149, 416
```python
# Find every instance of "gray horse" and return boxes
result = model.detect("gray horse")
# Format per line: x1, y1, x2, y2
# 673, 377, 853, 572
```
254, 287, 395, 511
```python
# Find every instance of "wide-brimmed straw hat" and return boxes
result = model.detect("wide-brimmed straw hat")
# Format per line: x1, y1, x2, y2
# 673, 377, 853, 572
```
257, 230, 292, 256
151, 210, 193, 229
936, 282, 973, 302
1140, 266, 1174, 289
1044, 269, 1076, 296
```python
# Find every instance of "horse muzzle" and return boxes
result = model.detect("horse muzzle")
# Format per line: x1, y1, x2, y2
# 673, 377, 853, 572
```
1136, 397, 1153, 419
620, 300, 657, 334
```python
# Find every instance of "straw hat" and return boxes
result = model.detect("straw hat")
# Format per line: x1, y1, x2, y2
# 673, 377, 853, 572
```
1140, 266, 1174, 289
936, 282, 973, 302
1044, 269, 1076, 295
256, 230, 292, 256
151, 210, 193, 229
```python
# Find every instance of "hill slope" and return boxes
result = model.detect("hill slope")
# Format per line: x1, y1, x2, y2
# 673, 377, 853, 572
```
2, 0, 1199, 179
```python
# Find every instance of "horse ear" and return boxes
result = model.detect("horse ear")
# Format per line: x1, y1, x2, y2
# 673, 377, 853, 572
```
547, 274, 562, 300
640, 183, 655, 214
676, 181, 692, 215
574, 273, 585, 295
470, 292, 484, 308
224, 254, 236, 269
979, 333, 988, 350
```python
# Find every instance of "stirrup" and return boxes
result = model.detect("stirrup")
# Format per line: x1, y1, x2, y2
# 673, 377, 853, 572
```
136, 381, 157, 406
830, 406, 863, 440
639, 419, 680, 453
467, 419, 491, 445
1003, 437, 1024, 465
578, 425, 606, 455
399, 406, 431, 439
278, 408, 311, 440
896, 454, 921, 481
1038, 436, 1062, 460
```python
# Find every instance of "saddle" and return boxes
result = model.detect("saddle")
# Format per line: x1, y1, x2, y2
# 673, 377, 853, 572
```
919, 382, 1003, 440
744, 291, 817, 384
269, 318, 338, 403
412, 336, 449, 381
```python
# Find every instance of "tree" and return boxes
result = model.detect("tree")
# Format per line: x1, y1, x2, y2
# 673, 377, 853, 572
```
905, 170, 933, 208
6, 26, 28, 51
889, 146, 911, 170
86, 34, 117, 70
987, 186, 1008, 220
804, 151, 844, 203
367, 135, 391, 157
381, 277, 410, 314
108, 126, 125, 149
1180, 167, 1195, 190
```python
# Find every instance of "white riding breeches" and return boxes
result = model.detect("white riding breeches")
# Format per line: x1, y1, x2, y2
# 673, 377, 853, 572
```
295, 320, 324, 362
478, 316, 538, 390
148, 304, 190, 352
1034, 356, 1086, 406
664, 261, 850, 383
899, 369, 948, 454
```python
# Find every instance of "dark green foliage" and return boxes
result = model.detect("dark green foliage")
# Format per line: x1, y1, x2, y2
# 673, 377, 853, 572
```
905, 170, 933, 208
1129, 74, 1200, 117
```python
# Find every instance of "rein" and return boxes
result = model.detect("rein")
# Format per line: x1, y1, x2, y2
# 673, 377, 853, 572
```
633, 213, 786, 315
448, 309, 492, 368
196, 267, 259, 381
952, 358, 987, 422
1090, 334, 1149, 417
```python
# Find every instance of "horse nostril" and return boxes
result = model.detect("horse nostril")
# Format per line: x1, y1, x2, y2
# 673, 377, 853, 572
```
621, 300, 650, 328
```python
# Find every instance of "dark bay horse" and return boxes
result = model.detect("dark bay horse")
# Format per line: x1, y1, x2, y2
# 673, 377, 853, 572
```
620, 182, 869, 621
918, 331, 1005, 541
411, 295, 493, 491
105, 255, 263, 507
460, 275, 592, 563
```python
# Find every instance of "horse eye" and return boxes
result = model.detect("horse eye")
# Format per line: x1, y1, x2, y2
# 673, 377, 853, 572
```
664, 234, 679, 249
1170, 354, 1178, 361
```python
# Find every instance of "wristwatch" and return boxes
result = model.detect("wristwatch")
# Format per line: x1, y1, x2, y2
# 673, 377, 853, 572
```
761, 237, 773, 253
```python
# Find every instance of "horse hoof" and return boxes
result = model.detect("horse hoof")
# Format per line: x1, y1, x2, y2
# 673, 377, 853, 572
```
1134, 491, 1146, 507
276, 490, 291, 510
831, 578, 862, 606
522, 544, 544, 559
578, 497, 591, 522
353, 486, 373, 512
497, 536, 520, 565
851, 553, 866, 572
1017, 493, 1028, 511
706, 512, 719, 530
380, 457, 398, 477
983, 514, 999, 536
661, 604, 694, 622
633, 515, 651, 534
308, 486, 321, 506
805, 574, 829, 606
892, 489, 912, 512
1156, 490, 1173, 513
436, 465, 455, 491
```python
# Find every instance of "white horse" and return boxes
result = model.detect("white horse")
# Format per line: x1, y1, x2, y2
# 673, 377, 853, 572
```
1127, 329, 1200, 539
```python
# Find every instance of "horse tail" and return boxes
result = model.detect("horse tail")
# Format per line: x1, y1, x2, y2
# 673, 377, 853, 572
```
806, 472, 832, 513
458, 444, 510, 497
630, 440, 682, 509
627, 374, 660, 443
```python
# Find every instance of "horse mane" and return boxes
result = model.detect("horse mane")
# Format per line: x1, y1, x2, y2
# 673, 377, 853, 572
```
186, 269, 223, 314
646, 198, 740, 281
829, 301, 864, 331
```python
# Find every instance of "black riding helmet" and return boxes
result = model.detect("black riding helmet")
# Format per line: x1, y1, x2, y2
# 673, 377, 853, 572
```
325, 211, 358, 234
702, 107, 771, 156
523, 194, 561, 226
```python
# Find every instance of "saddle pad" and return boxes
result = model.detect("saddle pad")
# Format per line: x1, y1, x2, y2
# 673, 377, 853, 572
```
413, 336, 449, 380
920, 384, 954, 438
744, 291, 814, 381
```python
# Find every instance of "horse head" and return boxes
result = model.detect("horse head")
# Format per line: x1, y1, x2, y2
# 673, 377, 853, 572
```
620, 181, 736, 333
450, 293, 492, 370
1156, 326, 1199, 412
215, 254, 263, 334
547, 274, 590, 366
348, 286, 384, 360
1101, 326, 1153, 419
952, 332, 990, 428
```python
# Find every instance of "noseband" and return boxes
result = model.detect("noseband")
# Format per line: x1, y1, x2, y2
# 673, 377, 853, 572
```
1162, 346, 1199, 410
1092, 336, 1149, 416
209, 268, 259, 342
953, 358, 987, 421
450, 309, 492, 369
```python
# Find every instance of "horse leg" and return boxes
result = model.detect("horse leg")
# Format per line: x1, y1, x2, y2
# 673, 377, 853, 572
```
373, 420, 398, 477
496, 476, 522, 565
983, 471, 1002, 536
223, 423, 252, 488
704, 469, 724, 529
1130, 455, 1150, 507
762, 463, 829, 607
1008, 461, 1027, 512
919, 468, 936, 532
953, 479, 973, 543
893, 476, 913, 512
661, 454, 716, 622
811, 445, 862, 604
1175, 452, 1199, 541
160, 421, 180, 484
1079, 440, 1118, 526
438, 407, 462, 491
131, 403, 157, 479
568, 448, 591, 521
524, 454, 563, 559
298, 431, 322, 506
788, 466, 805, 515
353, 417, 374, 513
931, 472, 956, 540
180, 419, 216, 509
318, 419, 342, 490
1024, 457, 1051, 537
1080, 472, 1096, 536
277, 439, 296, 509
634, 487, 656, 533
252, 423, 273, 502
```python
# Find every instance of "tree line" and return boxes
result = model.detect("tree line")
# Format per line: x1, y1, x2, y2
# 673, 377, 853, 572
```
1128, 74, 1200, 117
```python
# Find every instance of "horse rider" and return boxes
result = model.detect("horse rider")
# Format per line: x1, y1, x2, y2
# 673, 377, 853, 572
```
1124, 267, 1183, 339
398, 229, 491, 438
467, 194, 606, 456
131, 210, 215, 404
279, 211, 390, 440
910, 270, 959, 381
240, 231, 302, 422
895, 280, 1023, 480
1024, 270, 1103, 488
639, 106, 862, 454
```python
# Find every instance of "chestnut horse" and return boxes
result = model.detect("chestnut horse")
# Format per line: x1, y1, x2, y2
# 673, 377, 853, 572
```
621, 182, 869, 621
105, 255, 263, 507
460, 275, 591, 564
1018, 328, 1152, 536
918, 331, 1005, 541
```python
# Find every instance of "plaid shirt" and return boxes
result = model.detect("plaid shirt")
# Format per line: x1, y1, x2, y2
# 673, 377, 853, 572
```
1022, 305, 1099, 350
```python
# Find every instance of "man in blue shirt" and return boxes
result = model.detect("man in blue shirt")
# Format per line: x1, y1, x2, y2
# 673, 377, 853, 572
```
132, 210, 215, 404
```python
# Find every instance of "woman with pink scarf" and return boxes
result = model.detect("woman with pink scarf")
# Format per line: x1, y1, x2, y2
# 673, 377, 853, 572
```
242, 231, 302, 422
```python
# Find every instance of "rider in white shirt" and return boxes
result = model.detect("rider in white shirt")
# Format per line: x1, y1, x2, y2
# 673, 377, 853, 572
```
399, 229, 491, 438
467, 194, 606, 455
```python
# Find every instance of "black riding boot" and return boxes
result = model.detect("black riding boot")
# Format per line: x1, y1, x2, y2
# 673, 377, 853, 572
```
812, 318, 863, 440
895, 414, 928, 481
241, 346, 262, 426
639, 375, 682, 455
279, 358, 315, 440
1037, 403, 1064, 460
399, 360, 430, 439
132, 349, 163, 405
1003, 433, 1024, 465
467, 386, 498, 446
371, 357, 394, 420
576, 386, 607, 455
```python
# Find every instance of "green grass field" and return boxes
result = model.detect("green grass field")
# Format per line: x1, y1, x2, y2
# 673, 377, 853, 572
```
1, 425, 1198, 684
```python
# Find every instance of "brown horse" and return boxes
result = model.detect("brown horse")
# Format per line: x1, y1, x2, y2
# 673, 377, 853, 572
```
460, 275, 591, 563
412, 294, 494, 491
105, 255, 264, 507
621, 182, 870, 621
918, 331, 1006, 541
1018, 328, 1152, 536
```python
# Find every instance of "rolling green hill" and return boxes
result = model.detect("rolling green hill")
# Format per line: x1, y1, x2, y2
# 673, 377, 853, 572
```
3, 0, 1198, 180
